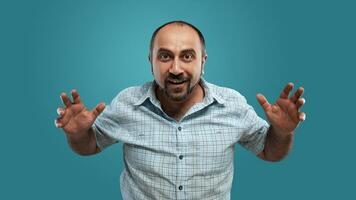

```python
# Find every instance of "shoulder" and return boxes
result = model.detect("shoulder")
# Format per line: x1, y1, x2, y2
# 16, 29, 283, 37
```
206, 82, 248, 106
111, 82, 152, 105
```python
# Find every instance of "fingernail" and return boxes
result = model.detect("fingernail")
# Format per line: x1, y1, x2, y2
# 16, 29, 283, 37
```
57, 108, 61, 115
54, 119, 60, 128
301, 98, 306, 104
301, 114, 306, 121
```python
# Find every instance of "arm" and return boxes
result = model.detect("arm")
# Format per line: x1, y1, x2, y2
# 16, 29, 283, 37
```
256, 83, 306, 162
65, 127, 101, 156
258, 126, 294, 162
55, 89, 105, 156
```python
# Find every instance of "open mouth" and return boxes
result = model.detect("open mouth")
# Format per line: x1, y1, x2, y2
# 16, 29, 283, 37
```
167, 80, 187, 85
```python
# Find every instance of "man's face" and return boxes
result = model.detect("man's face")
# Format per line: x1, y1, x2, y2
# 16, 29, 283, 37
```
150, 24, 206, 102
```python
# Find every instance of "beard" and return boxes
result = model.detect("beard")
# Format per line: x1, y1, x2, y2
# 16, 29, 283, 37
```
161, 73, 200, 102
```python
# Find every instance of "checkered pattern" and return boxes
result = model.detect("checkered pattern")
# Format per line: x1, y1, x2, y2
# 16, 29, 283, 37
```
93, 79, 269, 200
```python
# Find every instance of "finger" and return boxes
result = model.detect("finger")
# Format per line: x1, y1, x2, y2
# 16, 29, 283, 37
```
55, 117, 69, 128
71, 89, 81, 104
56, 107, 66, 118
55, 116, 65, 128
55, 107, 73, 128
299, 112, 306, 121
256, 94, 271, 112
92, 102, 106, 118
60, 93, 72, 108
271, 105, 280, 113
54, 119, 60, 128
290, 87, 304, 103
296, 98, 306, 110
279, 82, 294, 99
287, 102, 299, 119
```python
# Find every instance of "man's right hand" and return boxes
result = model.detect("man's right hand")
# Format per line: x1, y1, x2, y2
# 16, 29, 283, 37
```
55, 89, 105, 138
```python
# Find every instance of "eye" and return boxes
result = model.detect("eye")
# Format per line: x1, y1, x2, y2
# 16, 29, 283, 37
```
158, 53, 171, 62
182, 53, 194, 61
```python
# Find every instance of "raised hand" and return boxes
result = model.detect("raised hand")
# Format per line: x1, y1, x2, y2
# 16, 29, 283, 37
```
55, 89, 105, 136
256, 83, 306, 135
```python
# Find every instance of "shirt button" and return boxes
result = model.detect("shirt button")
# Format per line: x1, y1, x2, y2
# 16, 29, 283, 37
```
179, 155, 183, 160
178, 185, 183, 190
178, 127, 182, 131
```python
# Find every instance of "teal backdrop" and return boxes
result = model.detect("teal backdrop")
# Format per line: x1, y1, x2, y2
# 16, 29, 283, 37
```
1, 0, 355, 199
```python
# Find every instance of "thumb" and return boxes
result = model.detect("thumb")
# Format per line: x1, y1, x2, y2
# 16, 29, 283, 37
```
256, 93, 271, 112
92, 102, 106, 118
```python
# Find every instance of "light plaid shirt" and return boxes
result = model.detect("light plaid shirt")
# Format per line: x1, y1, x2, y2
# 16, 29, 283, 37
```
93, 78, 269, 200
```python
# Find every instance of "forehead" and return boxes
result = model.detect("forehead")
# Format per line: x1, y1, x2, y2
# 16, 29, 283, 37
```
153, 24, 202, 52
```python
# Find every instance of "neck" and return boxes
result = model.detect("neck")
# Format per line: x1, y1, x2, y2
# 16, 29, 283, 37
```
156, 81, 204, 121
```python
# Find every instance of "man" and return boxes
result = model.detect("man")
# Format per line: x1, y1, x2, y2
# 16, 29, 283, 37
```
55, 21, 306, 200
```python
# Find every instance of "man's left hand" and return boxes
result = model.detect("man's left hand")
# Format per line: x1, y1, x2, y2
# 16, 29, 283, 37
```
256, 83, 306, 136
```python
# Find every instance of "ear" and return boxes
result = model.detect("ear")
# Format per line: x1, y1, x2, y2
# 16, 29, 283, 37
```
201, 53, 207, 75
148, 54, 154, 75
202, 53, 208, 64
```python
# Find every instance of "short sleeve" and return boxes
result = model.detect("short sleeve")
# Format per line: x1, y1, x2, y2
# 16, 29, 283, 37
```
92, 96, 120, 151
92, 123, 118, 151
237, 107, 270, 155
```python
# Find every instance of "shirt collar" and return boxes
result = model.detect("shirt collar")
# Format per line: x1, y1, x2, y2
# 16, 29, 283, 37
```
133, 81, 159, 106
200, 78, 225, 105
133, 78, 225, 107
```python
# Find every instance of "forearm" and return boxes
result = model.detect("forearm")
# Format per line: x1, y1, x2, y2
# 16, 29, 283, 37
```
65, 127, 99, 156
261, 126, 294, 162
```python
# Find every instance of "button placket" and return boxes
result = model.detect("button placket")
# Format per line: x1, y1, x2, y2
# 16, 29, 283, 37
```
176, 123, 185, 196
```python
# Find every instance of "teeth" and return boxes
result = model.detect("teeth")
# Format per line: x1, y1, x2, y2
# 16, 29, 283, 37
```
169, 80, 184, 84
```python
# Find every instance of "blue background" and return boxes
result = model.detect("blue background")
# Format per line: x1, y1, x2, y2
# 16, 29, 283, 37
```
1, 0, 355, 199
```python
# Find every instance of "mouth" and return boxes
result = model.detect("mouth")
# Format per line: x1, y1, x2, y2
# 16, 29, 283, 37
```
167, 79, 188, 85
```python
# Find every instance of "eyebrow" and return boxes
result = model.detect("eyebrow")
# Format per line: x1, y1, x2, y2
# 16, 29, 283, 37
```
180, 49, 196, 55
157, 48, 173, 54
157, 48, 197, 55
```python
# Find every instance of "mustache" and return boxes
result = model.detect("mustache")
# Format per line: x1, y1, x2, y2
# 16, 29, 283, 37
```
165, 74, 189, 82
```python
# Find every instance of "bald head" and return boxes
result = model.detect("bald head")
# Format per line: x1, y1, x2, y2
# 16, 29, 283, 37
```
149, 21, 206, 59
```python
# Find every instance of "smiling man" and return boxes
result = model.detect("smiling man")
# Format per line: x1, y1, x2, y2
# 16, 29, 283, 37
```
150, 22, 207, 121
55, 21, 306, 200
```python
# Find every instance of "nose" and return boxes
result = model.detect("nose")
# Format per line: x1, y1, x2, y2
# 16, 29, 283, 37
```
168, 58, 183, 75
